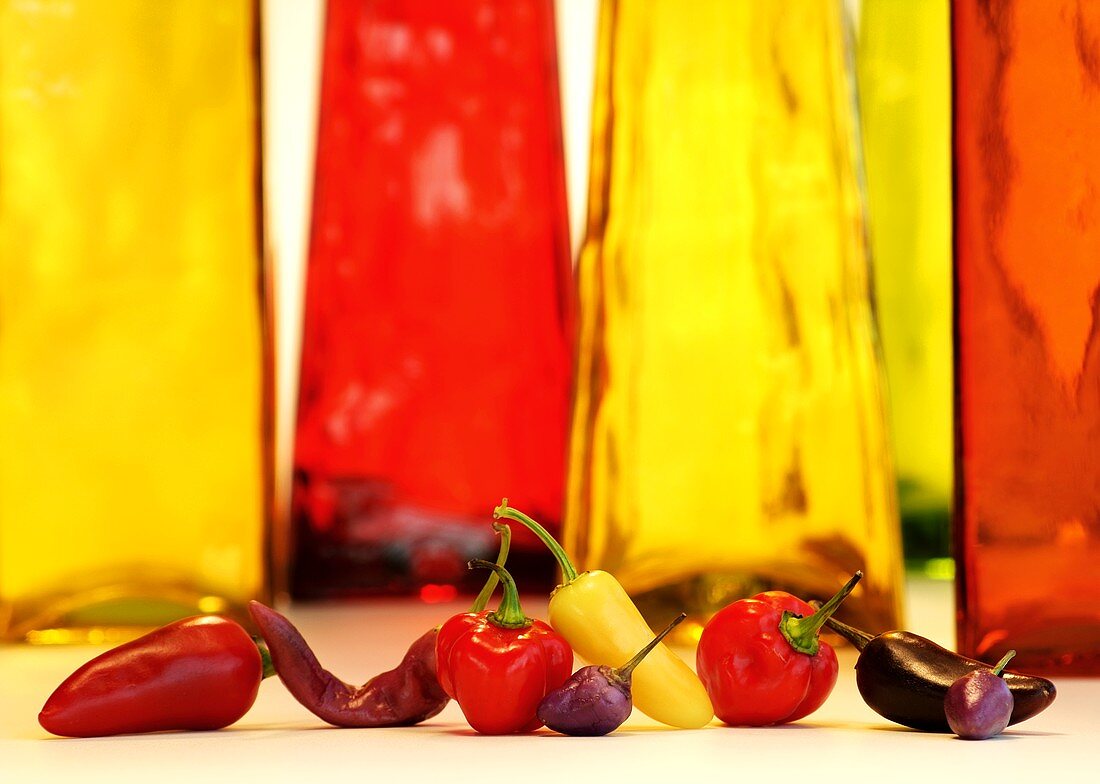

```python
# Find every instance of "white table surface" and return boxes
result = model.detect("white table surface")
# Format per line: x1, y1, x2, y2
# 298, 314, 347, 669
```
3, 577, 1097, 784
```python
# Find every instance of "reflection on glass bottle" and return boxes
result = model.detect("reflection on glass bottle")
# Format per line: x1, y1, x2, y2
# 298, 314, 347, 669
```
291, 0, 573, 598
954, 0, 1100, 674
0, 1, 271, 642
857, 0, 953, 566
566, 0, 904, 637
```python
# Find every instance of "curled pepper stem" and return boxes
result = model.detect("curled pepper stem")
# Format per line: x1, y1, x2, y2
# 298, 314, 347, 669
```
822, 614, 874, 651
493, 498, 578, 583
468, 559, 531, 630
252, 637, 276, 680
781, 571, 863, 656
470, 523, 511, 613
618, 612, 687, 680
992, 650, 1017, 678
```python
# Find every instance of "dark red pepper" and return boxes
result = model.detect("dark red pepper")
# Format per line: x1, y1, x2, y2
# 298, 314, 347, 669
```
39, 615, 269, 737
248, 602, 448, 727
248, 522, 513, 728
436, 559, 573, 735
696, 571, 862, 726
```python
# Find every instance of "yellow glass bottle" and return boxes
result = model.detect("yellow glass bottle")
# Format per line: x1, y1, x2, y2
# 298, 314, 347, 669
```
566, 0, 904, 637
0, 0, 270, 643
857, 0, 953, 566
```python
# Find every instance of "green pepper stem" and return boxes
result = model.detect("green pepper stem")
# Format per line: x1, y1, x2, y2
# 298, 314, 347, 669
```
992, 650, 1017, 677
493, 498, 578, 583
253, 637, 276, 680
470, 523, 511, 613
468, 559, 531, 629
617, 613, 686, 680
781, 571, 863, 656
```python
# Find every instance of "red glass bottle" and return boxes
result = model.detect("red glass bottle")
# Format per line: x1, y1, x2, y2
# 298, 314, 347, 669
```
291, 0, 572, 598
954, 0, 1100, 673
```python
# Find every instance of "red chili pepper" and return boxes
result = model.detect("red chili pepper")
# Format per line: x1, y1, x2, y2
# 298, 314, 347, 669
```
436, 559, 573, 735
696, 571, 862, 726
39, 616, 271, 737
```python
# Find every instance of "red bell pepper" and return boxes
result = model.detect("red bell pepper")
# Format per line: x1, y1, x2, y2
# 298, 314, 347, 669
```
436, 559, 573, 735
39, 615, 271, 737
696, 571, 862, 726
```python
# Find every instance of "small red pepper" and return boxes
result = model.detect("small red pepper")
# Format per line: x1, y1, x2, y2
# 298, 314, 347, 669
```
436, 559, 573, 735
696, 571, 862, 726
39, 615, 272, 737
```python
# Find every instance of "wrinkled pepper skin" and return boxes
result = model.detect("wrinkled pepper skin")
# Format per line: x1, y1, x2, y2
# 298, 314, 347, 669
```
436, 611, 572, 735
697, 592, 840, 726
39, 616, 262, 737
249, 601, 448, 727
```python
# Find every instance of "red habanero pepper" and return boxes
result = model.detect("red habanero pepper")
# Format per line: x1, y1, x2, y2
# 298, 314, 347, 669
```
436, 559, 573, 735
696, 571, 862, 726
39, 616, 273, 737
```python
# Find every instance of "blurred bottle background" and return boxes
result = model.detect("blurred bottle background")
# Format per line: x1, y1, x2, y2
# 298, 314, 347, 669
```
856, 0, 953, 573
0, 0, 968, 639
565, 0, 905, 638
289, 0, 574, 599
0, 0, 271, 642
954, 0, 1100, 674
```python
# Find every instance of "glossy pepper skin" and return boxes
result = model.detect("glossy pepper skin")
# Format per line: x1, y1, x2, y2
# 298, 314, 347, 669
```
39, 616, 264, 737
538, 613, 687, 736
436, 560, 572, 735
495, 501, 714, 729
825, 616, 1056, 732
696, 572, 862, 726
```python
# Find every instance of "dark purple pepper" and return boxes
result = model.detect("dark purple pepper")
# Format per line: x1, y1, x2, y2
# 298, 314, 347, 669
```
537, 613, 686, 736
249, 601, 449, 727
945, 650, 1016, 740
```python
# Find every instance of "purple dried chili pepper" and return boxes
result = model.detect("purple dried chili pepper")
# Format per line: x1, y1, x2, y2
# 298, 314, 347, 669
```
249, 602, 448, 727
250, 523, 512, 728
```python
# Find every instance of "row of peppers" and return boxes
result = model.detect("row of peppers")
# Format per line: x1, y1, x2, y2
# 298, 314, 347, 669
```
38, 501, 1058, 739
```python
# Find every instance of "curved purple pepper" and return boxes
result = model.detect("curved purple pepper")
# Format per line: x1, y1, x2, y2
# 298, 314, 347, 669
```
537, 613, 686, 736
248, 522, 513, 728
946, 650, 1016, 740
249, 601, 449, 727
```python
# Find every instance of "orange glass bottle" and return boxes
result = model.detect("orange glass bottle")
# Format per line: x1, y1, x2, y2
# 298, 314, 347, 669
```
954, 0, 1100, 673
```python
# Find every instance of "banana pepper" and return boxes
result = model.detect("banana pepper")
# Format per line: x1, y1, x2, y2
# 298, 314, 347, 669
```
494, 501, 714, 729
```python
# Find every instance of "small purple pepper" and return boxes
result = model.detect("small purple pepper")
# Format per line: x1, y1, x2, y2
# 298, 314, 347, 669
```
945, 650, 1017, 740
537, 613, 686, 736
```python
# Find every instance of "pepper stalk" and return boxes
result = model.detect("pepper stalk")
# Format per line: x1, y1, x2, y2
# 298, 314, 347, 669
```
468, 560, 531, 630
494, 498, 578, 583
780, 571, 863, 656
470, 522, 511, 613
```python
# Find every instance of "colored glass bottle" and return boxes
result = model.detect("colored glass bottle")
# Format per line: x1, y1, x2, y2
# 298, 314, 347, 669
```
857, 0, 953, 566
292, 0, 573, 598
0, 1, 271, 642
954, 0, 1100, 674
566, 0, 904, 637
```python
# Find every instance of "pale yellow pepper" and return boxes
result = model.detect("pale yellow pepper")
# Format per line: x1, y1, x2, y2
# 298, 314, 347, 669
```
494, 501, 714, 729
